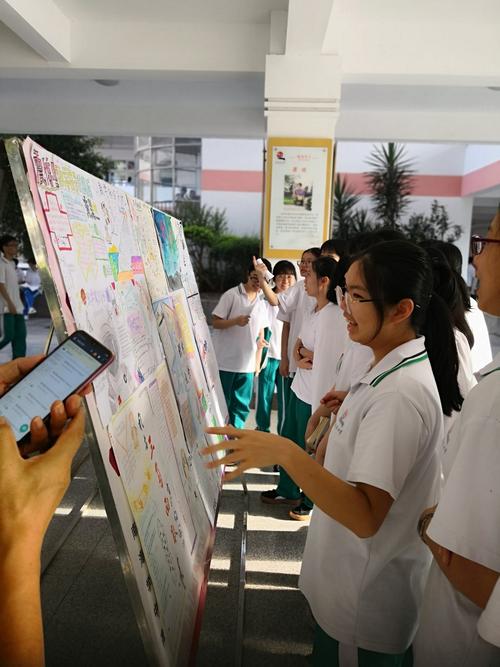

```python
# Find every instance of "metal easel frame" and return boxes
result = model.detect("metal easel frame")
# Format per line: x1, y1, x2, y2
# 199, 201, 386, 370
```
5, 137, 160, 667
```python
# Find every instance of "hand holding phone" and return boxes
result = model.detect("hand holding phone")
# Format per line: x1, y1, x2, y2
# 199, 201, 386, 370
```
0, 330, 113, 443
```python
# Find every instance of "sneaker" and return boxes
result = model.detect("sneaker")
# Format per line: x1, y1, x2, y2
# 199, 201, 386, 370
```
28, 307, 36, 314
260, 489, 301, 506
289, 503, 311, 521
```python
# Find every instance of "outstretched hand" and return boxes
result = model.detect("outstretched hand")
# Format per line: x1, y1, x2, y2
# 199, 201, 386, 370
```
203, 426, 292, 482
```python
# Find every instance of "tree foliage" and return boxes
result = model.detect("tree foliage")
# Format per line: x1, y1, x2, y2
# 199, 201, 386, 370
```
403, 200, 462, 244
174, 201, 259, 292
333, 176, 374, 239
0, 135, 113, 255
364, 142, 415, 229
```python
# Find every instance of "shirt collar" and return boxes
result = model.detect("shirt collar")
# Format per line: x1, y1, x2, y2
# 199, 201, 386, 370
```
359, 337, 427, 387
479, 351, 500, 378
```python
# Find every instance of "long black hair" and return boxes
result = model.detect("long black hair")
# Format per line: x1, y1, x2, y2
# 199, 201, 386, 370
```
311, 256, 339, 304
355, 240, 462, 416
421, 245, 474, 348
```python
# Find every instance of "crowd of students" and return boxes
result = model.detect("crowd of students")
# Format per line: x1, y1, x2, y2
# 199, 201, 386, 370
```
205, 219, 500, 666
0, 218, 499, 666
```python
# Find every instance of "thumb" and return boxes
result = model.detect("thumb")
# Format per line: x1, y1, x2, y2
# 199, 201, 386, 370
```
0, 417, 21, 463
45, 408, 86, 467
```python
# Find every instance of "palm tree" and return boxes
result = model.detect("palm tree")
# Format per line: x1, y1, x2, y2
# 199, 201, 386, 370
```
365, 143, 415, 229
333, 177, 361, 239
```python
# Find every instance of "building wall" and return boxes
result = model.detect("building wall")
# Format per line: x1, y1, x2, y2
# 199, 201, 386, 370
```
201, 138, 264, 235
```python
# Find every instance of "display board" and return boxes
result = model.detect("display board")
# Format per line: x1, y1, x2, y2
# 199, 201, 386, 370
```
263, 137, 333, 259
7, 137, 228, 667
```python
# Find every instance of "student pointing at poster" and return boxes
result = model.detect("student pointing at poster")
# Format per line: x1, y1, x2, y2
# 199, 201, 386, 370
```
0, 357, 85, 667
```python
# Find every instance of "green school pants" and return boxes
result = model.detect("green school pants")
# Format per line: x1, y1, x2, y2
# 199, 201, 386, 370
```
219, 370, 254, 429
278, 375, 293, 435
255, 357, 282, 433
0, 313, 27, 359
312, 624, 413, 667
276, 390, 311, 502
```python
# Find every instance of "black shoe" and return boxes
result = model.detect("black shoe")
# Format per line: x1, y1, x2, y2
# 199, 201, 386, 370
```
260, 489, 301, 506
289, 503, 312, 521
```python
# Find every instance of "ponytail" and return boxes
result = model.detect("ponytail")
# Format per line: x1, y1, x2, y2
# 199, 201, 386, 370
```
421, 292, 463, 416
356, 240, 463, 416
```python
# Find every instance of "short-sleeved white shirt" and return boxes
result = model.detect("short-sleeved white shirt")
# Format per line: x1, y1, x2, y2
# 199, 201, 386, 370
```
0, 255, 23, 314
264, 300, 282, 361
466, 297, 493, 373
310, 302, 348, 411
277, 280, 316, 375
300, 337, 443, 653
211, 284, 268, 373
334, 339, 374, 392
478, 578, 500, 648
413, 352, 500, 667
290, 302, 318, 404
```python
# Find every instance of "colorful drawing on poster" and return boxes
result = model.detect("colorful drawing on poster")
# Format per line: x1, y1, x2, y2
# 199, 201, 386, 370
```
108, 374, 208, 664
42, 191, 73, 250
153, 209, 183, 291
127, 198, 169, 302
187, 294, 228, 424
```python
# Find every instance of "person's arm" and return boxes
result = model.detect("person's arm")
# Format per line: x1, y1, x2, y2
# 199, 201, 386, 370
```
420, 509, 500, 609
0, 283, 17, 314
279, 321, 290, 377
204, 427, 392, 537
0, 356, 85, 667
212, 314, 249, 329
315, 422, 334, 466
306, 401, 333, 440
299, 346, 313, 360
252, 258, 279, 306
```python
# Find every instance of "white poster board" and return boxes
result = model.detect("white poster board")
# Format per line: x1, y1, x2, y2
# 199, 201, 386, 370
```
12, 137, 228, 667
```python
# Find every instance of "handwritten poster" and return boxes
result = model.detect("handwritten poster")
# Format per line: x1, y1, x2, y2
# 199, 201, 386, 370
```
21, 138, 225, 667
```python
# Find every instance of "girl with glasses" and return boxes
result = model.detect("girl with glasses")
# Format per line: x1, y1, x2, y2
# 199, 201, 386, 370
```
205, 240, 461, 666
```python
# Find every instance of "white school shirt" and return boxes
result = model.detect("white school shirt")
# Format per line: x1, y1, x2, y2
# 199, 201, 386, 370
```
290, 302, 318, 404
478, 578, 500, 648
211, 284, 268, 373
0, 255, 23, 314
277, 280, 316, 375
265, 300, 282, 361
335, 339, 374, 393
299, 338, 443, 654
413, 352, 500, 667
310, 303, 349, 411
466, 297, 493, 373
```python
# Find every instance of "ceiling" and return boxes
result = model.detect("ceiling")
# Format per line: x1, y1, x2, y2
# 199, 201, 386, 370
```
1, 0, 500, 141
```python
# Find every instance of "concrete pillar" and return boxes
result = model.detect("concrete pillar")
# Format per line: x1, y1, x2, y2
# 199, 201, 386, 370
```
263, 0, 341, 261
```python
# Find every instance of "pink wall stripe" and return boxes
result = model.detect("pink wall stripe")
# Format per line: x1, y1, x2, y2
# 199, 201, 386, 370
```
461, 161, 500, 196
339, 173, 462, 197
202, 164, 500, 198
202, 169, 263, 193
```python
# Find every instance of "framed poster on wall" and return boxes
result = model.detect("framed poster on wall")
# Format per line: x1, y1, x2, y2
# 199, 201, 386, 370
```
263, 137, 333, 258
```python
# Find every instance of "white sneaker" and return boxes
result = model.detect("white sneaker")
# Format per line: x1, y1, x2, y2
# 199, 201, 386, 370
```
28, 307, 36, 314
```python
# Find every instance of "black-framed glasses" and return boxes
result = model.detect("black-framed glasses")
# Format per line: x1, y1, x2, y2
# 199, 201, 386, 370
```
471, 235, 500, 256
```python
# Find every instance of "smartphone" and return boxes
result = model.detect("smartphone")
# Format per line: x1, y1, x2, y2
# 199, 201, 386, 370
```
0, 330, 114, 442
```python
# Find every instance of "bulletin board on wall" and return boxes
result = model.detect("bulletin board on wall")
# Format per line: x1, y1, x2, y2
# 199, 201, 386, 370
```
6, 137, 229, 667
263, 137, 334, 259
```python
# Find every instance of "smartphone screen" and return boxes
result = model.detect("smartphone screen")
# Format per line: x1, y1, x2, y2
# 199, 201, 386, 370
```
0, 330, 113, 441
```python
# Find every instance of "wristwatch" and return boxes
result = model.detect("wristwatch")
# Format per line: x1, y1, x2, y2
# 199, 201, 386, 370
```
417, 510, 435, 542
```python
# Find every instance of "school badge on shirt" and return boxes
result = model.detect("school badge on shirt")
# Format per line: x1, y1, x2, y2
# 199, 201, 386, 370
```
334, 408, 348, 435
